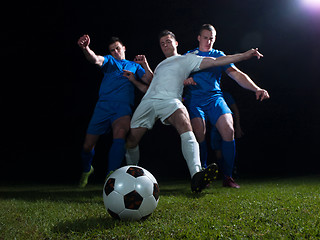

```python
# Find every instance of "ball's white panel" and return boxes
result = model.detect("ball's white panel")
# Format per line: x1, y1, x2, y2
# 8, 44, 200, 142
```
135, 175, 154, 198
103, 191, 125, 214
139, 195, 158, 217
106, 166, 130, 181
113, 173, 136, 195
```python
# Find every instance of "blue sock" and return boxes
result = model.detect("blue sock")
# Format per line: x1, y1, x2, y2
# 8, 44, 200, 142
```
107, 138, 126, 175
199, 140, 208, 168
221, 140, 236, 178
81, 148, 95, 172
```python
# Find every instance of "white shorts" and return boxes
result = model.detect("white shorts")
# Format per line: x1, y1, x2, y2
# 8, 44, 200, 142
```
131, 98, 186, 129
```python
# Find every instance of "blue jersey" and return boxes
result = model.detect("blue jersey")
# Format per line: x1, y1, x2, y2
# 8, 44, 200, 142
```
98, 55, 146, 105
222, 91, 235, 106
184, 48, 235, 106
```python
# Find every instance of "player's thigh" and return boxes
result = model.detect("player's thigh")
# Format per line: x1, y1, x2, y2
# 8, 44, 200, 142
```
166, 108, 193, 135
215, 113, 234, 141
191, 117, 206, 142
112, 115, 131, 139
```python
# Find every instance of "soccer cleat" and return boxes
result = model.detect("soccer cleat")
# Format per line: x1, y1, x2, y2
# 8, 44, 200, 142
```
223, 176, 240, 188
79, 166, 94, 188
191, 163, 219, 193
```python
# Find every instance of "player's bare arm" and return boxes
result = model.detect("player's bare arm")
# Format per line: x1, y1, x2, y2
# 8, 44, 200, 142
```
134, 55, 153, 84
199, 48, 263, 70
123, 70, 148, 93
78, 34, 105, 67
226, 66, 270, 101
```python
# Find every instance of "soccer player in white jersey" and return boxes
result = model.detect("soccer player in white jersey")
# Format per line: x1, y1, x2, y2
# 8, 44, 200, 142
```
125, 30, 263, 193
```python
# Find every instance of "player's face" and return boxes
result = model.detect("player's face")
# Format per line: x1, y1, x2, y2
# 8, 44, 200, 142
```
109, 41, 126, 60
198, 29, 216, 52
160, 35, 178, 58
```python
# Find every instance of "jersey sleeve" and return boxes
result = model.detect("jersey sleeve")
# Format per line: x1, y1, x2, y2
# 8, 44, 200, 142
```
135, 64, 146, 79
185, 54, 204, 73
100, 55, 111, 68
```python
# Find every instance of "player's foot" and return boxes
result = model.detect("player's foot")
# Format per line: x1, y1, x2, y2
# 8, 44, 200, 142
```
222, 176, 240, 188
191, 163, 218, 193
79, 166, 94, 188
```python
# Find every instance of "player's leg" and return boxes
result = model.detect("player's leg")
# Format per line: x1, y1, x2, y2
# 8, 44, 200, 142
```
215, 113, 240, 188
106, 115, 131, 175
191, 117, 208, 168
79, 133, 99, 188
82, 133, 99, 171
166, 108, 218, 192
125, 98, 155, 166
125, 127, 148, 165
166, 108, 201, 176
79, 100, 112, 187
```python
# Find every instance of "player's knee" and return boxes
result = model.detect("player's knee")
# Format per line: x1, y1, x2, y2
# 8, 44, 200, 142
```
222, 125, 234, 141
126, 134, 138, 149
83, 143, 94, 152
113, 127, 128, 139
176, 119, 193, 135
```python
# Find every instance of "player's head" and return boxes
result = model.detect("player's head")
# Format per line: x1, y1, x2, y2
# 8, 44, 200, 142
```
159, 30, 179, 58
198, 24, 216, 52
108, 37, 126, 60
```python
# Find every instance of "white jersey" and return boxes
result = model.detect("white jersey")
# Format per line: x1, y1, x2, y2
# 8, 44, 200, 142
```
143, 54, 204, 100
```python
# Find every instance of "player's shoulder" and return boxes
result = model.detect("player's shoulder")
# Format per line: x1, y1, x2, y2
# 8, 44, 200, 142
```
103, 54, 113, 60
210, 49, 226, 57
185, 48, 200, 55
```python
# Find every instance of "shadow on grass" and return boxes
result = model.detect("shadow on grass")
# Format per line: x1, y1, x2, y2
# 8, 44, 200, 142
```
53, 215, 153, 234
53, 216, 118, 233
0, 179, 225, 203
0, 185, 103, 203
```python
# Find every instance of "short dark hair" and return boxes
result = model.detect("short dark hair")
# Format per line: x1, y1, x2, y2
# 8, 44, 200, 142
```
158, 30, 176, 41
108, 36, 124, 47
199, 24, 216, 35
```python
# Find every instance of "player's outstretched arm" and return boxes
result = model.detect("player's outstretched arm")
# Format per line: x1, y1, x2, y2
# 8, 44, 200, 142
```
134, 55, 153, 84
199, 48, 263, 70
77, 34, 105, 67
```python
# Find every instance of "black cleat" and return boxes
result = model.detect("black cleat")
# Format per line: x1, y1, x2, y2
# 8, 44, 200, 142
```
191, 163, 218, 193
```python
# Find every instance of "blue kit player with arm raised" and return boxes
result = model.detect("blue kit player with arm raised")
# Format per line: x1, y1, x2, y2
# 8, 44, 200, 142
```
184, 24, 269, 188
77, 34, 153, 188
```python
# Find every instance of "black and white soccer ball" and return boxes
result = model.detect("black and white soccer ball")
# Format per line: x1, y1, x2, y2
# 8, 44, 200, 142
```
103, 165, 160, 221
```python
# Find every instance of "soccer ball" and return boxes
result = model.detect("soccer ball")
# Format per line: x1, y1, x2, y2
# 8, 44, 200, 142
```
103, 165, 160, 221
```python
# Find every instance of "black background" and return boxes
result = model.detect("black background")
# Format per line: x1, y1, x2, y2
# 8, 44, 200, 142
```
2, 0, 320, 184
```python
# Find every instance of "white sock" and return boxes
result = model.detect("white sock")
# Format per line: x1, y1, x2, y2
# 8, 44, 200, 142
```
125, 145, 140, 165
180, 131, 202, 178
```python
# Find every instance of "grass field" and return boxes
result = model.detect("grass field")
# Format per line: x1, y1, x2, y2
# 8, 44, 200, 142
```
1, 175, 319, 239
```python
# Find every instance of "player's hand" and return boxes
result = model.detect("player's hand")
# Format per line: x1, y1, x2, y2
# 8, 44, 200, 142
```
123, 70, 136, 82
134, 55, 147, 65
255, 89, 270, 101
78, 34, 90, 49
183, 77, 197, 86
243, 48, 264, 60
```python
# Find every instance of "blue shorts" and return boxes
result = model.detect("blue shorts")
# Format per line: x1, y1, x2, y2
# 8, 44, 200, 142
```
86, 100, 132, 135
186, 96, 232, 126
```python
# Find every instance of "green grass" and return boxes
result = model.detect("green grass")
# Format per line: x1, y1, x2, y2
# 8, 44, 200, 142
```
1, 175, 320, 239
